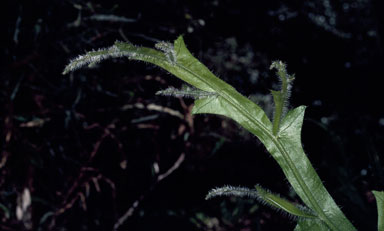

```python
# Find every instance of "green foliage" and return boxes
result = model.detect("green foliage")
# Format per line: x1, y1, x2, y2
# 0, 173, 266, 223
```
156, 85, 217, 99
269, 61, 294, 135
206, 185, 316, 220
373, 191, 384, 231
206, 186, 260, 200
64, 36, 384, 230
254, 185, 316, 220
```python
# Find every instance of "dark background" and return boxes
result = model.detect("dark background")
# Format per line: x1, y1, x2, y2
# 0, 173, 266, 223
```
1, 0, 384, 230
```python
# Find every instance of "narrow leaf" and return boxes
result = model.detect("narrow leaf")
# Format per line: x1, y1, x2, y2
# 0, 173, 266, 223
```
254, 185, 316, 219
206, 185, 316, 219
270, 61, 294, 135
156, 86, 217, 99
205, 185, 259, 200
62, 45, 123, 74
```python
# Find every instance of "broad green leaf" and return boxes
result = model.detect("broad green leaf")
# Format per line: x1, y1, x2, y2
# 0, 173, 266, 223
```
373, 190, 384, 231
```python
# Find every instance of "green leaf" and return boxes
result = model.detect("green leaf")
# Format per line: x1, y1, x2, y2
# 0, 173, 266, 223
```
115, 37, 230, 93
192, 94, 273, 144
206, 185, 316, 219
206, 185, 260, 201
295, 219, 328, 231
63, 35, 356, 231
194, 102, 354, 230
276, 106, 355, 230
254, 185, 316, 219
271, 89, 283, 135
156, 86, 217, 99
178, 38, 354, 230
270, 61, 294, 135
373, 190, 384, 231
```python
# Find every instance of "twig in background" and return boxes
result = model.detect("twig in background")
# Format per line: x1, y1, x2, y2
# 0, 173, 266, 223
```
114, 152, 186, 230
120, 103, 184, 120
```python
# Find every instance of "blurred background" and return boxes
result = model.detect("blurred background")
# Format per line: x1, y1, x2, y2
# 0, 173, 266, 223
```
1, 0, 384, 230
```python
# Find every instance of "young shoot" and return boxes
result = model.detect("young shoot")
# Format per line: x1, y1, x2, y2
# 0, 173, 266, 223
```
270, 61, 294, 135
62, 35, 384, 231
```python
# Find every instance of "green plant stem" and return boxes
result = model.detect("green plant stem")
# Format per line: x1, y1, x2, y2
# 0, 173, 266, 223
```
273, 137, 339, 230
64, 36, 356, 230
116, 44, 352, 230
221, 90, 340, 230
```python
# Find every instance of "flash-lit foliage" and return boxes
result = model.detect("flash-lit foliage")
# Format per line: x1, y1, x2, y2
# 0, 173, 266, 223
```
63, 35, 378, 230
2, 1, 384, 230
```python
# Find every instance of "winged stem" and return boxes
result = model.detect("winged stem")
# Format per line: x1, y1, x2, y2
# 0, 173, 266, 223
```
63, 36, 356, 231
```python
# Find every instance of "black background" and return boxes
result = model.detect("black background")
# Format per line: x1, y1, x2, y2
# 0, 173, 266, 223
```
1, 0, 384, 230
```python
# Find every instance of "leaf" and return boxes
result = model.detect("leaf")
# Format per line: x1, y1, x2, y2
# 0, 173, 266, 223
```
373, 190, 384, 231
115, 37, 230, 93
276, 106, 355, 230
156, 86, 217, 99
192, 94, 273, 144
123, 37, 273, 142
194, 102, 353, 230
176, 38, 354, 230
206, 185, 316, 219
295, 219, 328, 231
270, 61, 294, 135
205, 185, 259, 200
63, 36, 356, 231
63, 45, 123, 74
254, 185, 316, 219
271, 89, 284, 135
